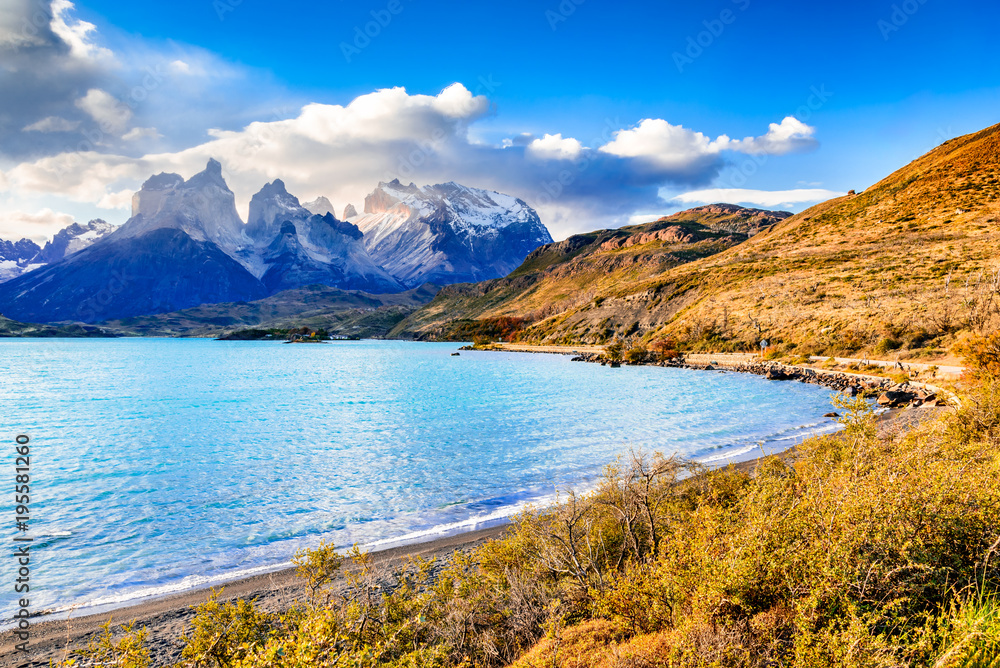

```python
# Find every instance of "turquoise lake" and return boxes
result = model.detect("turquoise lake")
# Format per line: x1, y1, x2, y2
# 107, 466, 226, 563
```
1, 339, 842, 617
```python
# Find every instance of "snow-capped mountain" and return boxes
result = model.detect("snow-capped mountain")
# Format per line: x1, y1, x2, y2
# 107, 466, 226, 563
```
354, 180, 554, 287
0, 220, 114, 283
246, 180, 401, 293
0, 162, 554, 323
0, 238, 42, 282
116, 158, 247, 259
34, 219, 116, 264
302, 196, 336, 217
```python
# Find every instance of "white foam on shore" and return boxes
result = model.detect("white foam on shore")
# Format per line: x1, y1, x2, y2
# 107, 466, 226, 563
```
19, 418, 845, 626
696, 419, 842, 464
24, 493, 565, 624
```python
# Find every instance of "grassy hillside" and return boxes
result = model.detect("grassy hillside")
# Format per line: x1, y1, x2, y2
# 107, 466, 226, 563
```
100, 283, 440, 338
398, 123, 1000, 360
0, 314, 115, 337
392, 205, 790, 340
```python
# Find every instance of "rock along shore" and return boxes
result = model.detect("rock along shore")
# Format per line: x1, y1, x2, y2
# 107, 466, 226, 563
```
567, 353, 951, 409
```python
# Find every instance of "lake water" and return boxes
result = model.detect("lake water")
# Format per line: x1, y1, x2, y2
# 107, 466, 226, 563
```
1, 339, 841, 618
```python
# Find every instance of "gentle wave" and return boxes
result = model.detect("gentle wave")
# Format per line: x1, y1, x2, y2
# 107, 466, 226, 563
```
1, 339, 844, 619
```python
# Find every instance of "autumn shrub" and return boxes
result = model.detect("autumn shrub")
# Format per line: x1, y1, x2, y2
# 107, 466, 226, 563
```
650, 337, 682, 361
180, 591, 273, 667
624, 345, 650, 364
874, 336, 903, 355
59, 365, 1000, 668
61, 620, 151, 668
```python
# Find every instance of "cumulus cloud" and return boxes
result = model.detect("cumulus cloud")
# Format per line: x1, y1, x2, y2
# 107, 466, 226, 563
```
23, 116, 81, 132
0, 208, 75, 241
75, 88, 133, 135
122, 126, 161, 141
672, 187, 844, 209
1, 80, 832, 239
599, 116, 818, 167
48, 0, 112, 62
599, 119, 725, 169
718, 117, 818, 155
526, 134, 584, 161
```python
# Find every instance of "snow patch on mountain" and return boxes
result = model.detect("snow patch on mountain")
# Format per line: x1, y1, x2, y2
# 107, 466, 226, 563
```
353, 179, 553, 287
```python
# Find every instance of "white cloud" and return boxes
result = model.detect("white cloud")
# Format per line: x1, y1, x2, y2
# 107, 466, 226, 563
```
600, 116, 818, 167
169, 59, 191, 74
2, 80, 830, 240
526, 133, 584, 160
0, 0, 46, 49
122, 127, 162, 141
5, 151, 151, 204
23, 116, 81, 133
75, 88, 133, 135
49, 0, 113, 62
97, 188, 135, 209
672, 187, 844, 208
0, 208, 75, 242
600, 119, 723, 169
718, 117, 818, 155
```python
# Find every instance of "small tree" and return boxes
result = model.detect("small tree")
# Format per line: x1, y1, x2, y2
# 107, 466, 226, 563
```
605, 341, 625, 363
293, 539, 344, 604
180, 590, 273, 667
650, 337, 681, 361
625, 345, 648, 364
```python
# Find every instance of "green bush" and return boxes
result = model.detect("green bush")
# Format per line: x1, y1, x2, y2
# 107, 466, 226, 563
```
874, 336, 903, 355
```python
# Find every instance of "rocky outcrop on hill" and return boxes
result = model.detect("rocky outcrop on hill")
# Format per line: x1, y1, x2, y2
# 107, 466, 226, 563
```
600, 226, 695, 251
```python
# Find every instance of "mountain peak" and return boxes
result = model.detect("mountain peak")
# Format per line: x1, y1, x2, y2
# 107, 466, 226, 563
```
255, 179, 295, 200
141, 172, 184, 191
186, 158, 230, 191
356, 180, 553, 288
303, 196, 336, 217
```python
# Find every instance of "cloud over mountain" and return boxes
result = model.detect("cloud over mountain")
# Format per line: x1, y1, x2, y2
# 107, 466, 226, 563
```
0, 2, 827, 241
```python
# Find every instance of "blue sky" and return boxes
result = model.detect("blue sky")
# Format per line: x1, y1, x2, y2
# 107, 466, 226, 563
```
1, 0, 998, 241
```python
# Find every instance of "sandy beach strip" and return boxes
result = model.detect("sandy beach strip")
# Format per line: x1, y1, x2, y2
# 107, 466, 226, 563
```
0, 525, 508, 667
0, 397, 944, 668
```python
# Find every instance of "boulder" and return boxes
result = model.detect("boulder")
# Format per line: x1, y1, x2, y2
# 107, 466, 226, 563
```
877, 391, 915, 408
